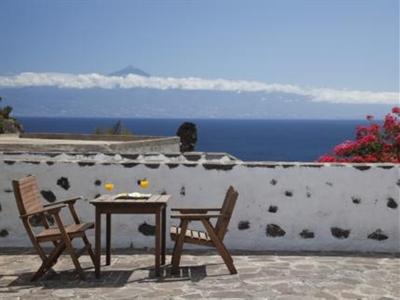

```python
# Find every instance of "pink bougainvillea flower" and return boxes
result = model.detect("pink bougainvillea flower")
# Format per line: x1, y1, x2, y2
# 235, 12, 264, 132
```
392, 106, 400, 114
317, 107, 400, 163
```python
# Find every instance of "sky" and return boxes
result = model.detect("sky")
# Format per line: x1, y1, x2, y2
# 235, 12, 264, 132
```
0, 0, 398, 98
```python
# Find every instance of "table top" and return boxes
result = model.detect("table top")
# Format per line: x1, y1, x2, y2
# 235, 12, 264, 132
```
90, 194, 170, 205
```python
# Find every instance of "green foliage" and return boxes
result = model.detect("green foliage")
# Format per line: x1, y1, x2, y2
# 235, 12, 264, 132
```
0, 96, 23, 133
94, 120, 133, 135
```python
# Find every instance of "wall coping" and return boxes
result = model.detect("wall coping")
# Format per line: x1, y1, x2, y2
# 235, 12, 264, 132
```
0, 151, 397, 169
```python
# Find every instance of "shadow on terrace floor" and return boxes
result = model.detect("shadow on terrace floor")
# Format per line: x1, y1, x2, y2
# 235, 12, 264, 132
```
2, 264, 212, 290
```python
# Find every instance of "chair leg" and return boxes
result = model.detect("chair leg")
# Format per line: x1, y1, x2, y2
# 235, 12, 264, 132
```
31, 242, 65, 281
171, 220, 189, 274
53, 213, 85, 280
82, 234, 96, 267
201, 219, 237, 275
65, 240, 85, 280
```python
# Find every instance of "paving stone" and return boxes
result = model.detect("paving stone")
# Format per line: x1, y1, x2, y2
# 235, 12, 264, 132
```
0, 249, 398, 299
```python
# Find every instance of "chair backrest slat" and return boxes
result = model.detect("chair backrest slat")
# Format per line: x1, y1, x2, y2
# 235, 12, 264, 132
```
12, 176, 43, 216
215, 186, 238, 240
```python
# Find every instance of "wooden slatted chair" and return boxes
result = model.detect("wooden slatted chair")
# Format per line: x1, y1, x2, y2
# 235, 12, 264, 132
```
12, 176, 95, 281
170, 186, 239, 274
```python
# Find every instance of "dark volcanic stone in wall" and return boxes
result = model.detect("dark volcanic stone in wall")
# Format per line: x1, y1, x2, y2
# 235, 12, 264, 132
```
397, 179, 400, 187
367, 229, 388, 241
0, 203, 2, 212
353, 165, 371, 171
57, 177, 70, 190
238, 221, 250, 230
299, 229, 315, 239
4, 160, 15, 165
3, 188, 12, 193
145, 164, 160, 169
266, 224, 286, 237
180, 186, 186, 196
284, 191, 293, 197
268, 206, 278, 213
387, 198, 398, 209
78, 162, 95, 167
331, 227, 350, 239
270, 179, 277, 185
95, 179, 102, 186
138, 222, 156, 236
351, 196, 361, 204
0, 229, 9, 237
40, 190, 56, 203
203, 164, 235, 171
29, 214, 55, 227
122, 163, 139, 168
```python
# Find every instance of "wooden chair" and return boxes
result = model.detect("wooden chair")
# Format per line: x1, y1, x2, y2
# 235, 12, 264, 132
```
170, 186, 239, 274
12, 176, 95, 281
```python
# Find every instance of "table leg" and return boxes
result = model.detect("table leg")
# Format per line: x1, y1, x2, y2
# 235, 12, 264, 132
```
95, 209, 101, 278
106, 213, 111, 266
155, 208, 161, 276
161, 205, 166, 265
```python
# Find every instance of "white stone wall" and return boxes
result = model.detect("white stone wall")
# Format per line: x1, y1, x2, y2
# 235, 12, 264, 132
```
0, 153, 399, 253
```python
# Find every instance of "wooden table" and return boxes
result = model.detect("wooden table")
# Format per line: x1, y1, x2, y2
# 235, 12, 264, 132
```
90, 194, 170, 277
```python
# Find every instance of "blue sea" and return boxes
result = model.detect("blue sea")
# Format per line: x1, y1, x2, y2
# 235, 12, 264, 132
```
18, 117, 365, 162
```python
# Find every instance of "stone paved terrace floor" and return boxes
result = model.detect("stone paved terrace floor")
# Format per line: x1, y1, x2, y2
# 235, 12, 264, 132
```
0, 249, 398, 300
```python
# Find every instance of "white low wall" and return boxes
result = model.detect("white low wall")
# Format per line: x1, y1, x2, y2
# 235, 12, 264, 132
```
0, 152, 399, 253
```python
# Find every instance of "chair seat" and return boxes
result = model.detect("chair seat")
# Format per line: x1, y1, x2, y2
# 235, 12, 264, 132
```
37, 222, 94, 242
170, 226, 211, 245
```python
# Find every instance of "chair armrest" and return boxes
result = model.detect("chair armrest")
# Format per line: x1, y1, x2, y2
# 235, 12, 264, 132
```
20, 204, 66, 218
171, 208, 221, 213
171, 213, 222, 220
43, 196, 84, 207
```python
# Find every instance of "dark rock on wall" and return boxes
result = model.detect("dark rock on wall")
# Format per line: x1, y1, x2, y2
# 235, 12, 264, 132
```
353, 166, 371, 171
268, 206, 278, 213
122, 163, 138, 168
367, 229, 388, 241
3, 188, 12, 193
95, 179, 102, 186
299, 229, 315, 239
138, 222, 156, 236
351, 197, 361, 204
0, 229, 9, 237
180, 186, 186, 196
167, 163, 179, 169
285, 191, 293, 197
29, 214, 55, 227
387, 198, 398, 209
331, 227, 350, 239
40, 190, 56, 203
270, 179, 277, 185
145, 164, 160, 169
266, 224, 286, 237
57, 177, 70, 190
203, 164, 235, 171
238, 221, 250, 230
78, 162, 95, 167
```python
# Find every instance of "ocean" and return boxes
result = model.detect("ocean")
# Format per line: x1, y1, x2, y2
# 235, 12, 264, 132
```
18, 117, 365, 162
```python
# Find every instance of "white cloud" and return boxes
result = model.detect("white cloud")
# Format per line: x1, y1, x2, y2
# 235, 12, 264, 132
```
0, 72, 398, 104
